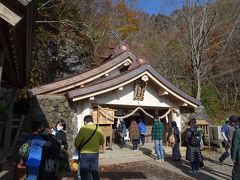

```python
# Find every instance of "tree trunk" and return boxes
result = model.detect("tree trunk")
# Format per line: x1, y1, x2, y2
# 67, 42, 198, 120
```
196, 68, 201, 101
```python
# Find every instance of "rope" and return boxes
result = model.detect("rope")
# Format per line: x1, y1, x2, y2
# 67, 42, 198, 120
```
97, 105, 174, 121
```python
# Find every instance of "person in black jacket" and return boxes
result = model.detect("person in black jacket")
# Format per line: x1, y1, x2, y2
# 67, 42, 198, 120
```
54, 120, 68, 151
231, 116, 240, 180
168, 121, 181, 161
40, 127, 61, 180
53, 120, 71, 173
185, 118, 203, 175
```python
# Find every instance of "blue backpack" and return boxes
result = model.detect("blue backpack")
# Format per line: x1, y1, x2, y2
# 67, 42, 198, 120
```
138, 122, 147, 134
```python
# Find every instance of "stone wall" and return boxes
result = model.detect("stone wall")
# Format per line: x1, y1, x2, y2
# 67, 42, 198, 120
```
26, 95, 78, 156
180, 105, 209, 131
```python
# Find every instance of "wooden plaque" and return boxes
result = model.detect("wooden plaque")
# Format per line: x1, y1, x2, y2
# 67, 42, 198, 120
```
92, 108, 115, 124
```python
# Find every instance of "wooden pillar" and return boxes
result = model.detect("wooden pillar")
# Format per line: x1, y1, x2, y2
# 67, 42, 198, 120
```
207, 125, 210, 150
171, 109, 181, 131
97, 105, 100, 127
3, 89, 15, 160
0, 49, 4, 87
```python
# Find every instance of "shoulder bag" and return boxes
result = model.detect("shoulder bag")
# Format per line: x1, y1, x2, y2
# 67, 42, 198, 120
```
169, 128, 175, 144
78, 125, 98, 151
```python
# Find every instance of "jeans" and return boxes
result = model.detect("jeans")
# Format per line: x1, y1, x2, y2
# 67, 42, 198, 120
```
191, 162, 200, 172
120, 137, 125, 148
139, 134, 145, 145
80, 153, 100, 180
132, 139, 138, 150
154, 139, 164, 160
219, 147, 230, 162
26, 166, 40, 180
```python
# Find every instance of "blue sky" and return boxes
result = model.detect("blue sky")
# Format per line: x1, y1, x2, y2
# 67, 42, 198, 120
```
135, 0, 184, 15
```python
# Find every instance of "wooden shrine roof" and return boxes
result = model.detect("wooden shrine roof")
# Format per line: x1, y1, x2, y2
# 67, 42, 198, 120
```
29, 42, 201, 108
196, 119, 210, 126
29, 50, 137, 95
67, 64, 201, 108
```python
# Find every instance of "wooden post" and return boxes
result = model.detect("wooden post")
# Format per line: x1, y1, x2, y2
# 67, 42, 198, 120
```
0, 49, 4, 87
12, 115, 25, 146
208, 125, 210, 150
97, 105, 100, 127
3, 89, 15, 160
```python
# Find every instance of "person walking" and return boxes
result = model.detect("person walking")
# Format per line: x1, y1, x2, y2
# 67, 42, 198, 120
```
138, 118, 147, 146
118, 119, 127, 148
151, 115, 164, 162
129, 119, 140, 151
185, 118, 203, 175
219, 120, 230, 164
25, 121, 46, 180
231, 116, 240, 180
168, 121, 181, 161
40, 127, 61, 180
75, 115, 105, 180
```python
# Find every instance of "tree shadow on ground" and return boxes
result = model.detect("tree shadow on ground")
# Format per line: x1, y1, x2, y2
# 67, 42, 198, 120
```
165, 152, 232, 180
203, 156, 233, 167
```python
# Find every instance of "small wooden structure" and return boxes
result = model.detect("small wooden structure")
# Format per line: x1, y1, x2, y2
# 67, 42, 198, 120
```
196, 119, 210, 147
92, 107, 115, 152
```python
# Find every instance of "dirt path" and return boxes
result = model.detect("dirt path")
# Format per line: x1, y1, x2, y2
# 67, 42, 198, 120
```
100, 161, 191, 180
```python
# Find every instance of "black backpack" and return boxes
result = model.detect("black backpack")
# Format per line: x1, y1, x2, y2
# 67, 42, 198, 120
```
190, 130, 201, 147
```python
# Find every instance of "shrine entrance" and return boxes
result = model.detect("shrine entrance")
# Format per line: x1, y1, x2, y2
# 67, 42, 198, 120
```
93, 105, 179, 151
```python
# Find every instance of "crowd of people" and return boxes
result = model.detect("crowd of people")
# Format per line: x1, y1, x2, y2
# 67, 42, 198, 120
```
18, 120, 69, 180
116, 114, 240, 179
117, 116, 147, 150
218, 115, 240, 180
18, 114, 240, 180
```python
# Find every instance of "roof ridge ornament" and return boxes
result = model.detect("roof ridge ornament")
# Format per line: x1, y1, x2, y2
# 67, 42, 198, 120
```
128, 56, 147, 71
138, 56, 146, 65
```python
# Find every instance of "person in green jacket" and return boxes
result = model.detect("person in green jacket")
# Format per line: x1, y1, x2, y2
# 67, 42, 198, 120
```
75, 115, 105, 180
231, 116, 240, 180
151, 114, 164, 161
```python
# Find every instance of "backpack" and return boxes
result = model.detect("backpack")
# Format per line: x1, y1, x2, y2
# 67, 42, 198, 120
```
168, 128, 175, 144
118, 122, 127, 137
18, 141, 31, 161
190, 130, 201, 147
138, 122, 147, 134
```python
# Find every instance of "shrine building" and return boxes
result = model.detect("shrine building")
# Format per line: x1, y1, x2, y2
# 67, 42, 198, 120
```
28, 43, 201, 153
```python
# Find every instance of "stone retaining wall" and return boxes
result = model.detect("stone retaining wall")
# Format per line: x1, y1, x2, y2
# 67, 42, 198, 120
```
26, 95, 78, 156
